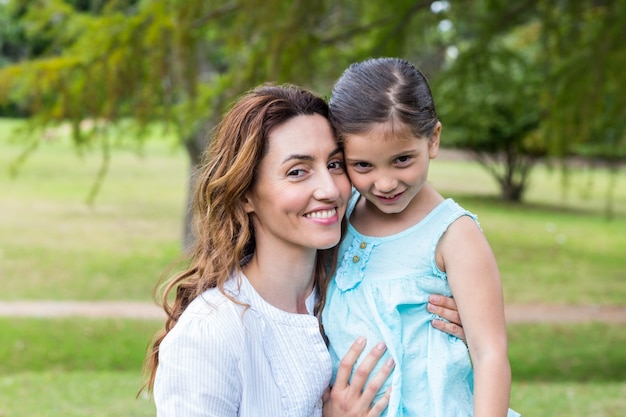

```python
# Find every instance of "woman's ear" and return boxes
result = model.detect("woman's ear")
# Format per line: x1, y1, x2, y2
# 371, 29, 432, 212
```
428, 121, 442, 159
241, 193, 255, 214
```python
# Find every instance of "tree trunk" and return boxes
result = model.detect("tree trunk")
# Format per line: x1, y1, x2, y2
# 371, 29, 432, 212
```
182, 123, 211, 252
499, 179, 524, 202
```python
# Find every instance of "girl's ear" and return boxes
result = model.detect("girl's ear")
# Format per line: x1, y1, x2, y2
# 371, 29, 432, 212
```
428, 121, 442, 159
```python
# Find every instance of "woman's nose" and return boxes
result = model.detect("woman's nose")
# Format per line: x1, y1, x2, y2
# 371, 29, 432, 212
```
313, 170, 341, 201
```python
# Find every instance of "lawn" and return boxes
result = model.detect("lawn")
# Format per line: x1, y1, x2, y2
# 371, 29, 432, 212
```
1, 119, 625, 416
1, 318, 625, 417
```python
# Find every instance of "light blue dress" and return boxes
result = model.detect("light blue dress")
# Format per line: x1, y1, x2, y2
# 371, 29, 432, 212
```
322, 192, 520, 417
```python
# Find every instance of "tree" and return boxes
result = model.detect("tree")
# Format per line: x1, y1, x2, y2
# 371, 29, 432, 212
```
430, 0, 625, 205
1, 0, 624, 246
435, 45, 544, 201
0, 0, 450, 247
433, 20, 544, 201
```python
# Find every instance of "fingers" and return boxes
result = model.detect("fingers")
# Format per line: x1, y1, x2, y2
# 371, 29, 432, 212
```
367, 387, 391, 417
350, 341, 388, 392
430, 317, 466, 341
322, 387, 330, 404
334, 336, 368, 388
428, 295, 466, 341
427, 294, 461, 325
361, 356, 394, 404
325, 337, 395, 417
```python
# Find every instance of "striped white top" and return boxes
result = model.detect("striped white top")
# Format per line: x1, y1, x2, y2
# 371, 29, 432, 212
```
154, 272, 331, 417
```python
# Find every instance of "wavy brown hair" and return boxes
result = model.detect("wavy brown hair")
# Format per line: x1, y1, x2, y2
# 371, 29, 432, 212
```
142, 84, 341, 392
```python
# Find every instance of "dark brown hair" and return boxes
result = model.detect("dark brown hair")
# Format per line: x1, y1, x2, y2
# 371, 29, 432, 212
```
329, 57, 439, 142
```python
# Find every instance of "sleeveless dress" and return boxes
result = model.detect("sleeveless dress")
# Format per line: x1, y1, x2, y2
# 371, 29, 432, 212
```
322, 192, 520, 417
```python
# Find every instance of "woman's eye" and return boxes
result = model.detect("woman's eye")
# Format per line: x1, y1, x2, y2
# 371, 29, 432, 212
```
287, 168, 305, 177
328, 160, 345, 172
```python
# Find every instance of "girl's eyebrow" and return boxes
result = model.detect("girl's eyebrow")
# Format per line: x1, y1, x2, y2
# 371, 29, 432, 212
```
345, 148, 418, 164
344, 156, 367, 163
390, 148, 419, 159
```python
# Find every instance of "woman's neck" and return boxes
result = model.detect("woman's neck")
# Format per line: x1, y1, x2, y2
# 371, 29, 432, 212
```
242, 247, 316, 314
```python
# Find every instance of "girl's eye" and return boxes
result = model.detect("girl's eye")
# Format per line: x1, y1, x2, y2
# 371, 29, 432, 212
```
395, 155, 412, 165
351, 161, 372, 173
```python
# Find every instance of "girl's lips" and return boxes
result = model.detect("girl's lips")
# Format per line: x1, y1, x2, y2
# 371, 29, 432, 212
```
375, 191, 403, 204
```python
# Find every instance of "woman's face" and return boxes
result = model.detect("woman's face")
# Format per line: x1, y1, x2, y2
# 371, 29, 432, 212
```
243, 114, 351, 254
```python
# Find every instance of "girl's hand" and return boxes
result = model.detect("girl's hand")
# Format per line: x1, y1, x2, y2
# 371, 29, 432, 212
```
428, 294, 466, 341
323, 337, 394, 417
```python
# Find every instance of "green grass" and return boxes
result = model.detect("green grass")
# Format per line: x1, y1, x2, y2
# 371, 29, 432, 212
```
511, 381, 626, 417
453, 196, 626, 305
1, 318, 624, 416
0, 318, 161, 374
1, 118, 625, 415
1, 120, 187, 301
0, 371, 155, 417
0, 318, 161, 416
430, 159, 626, 305
508, 324, 626, 382
2, 119, 625, 304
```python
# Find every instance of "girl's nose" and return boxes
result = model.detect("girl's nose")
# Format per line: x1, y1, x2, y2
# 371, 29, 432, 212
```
375, 176, 398, 193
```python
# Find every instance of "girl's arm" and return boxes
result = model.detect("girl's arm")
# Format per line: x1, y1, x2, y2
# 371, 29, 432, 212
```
437, 215, 511, 417
323, 337, 394, 417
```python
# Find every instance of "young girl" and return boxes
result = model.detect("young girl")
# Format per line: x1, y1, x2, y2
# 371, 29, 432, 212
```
322, 58, 520, 417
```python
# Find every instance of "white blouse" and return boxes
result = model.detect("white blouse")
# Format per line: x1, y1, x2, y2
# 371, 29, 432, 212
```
154, 273, 331, 417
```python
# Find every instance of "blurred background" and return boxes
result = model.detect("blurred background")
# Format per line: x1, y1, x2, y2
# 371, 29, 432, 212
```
0, 0, 624, 416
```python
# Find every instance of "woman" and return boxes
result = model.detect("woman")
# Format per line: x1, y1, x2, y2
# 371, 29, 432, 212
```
143, 84, 463, 416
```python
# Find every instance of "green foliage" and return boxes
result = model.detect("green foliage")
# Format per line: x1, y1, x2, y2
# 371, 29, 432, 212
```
0, 0, 624, 230
430, 0, 626, 202
0, 0, 487, 143
539, 0, 626, 159
434, 39, 543, 201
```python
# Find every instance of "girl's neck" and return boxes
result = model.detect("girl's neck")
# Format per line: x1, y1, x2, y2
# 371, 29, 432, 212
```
242, 247, 316, 314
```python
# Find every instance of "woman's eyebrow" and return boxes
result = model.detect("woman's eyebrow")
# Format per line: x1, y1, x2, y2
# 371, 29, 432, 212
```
282, 154, 313, 163
282, 147, 343, 164
328, 147, 343, 158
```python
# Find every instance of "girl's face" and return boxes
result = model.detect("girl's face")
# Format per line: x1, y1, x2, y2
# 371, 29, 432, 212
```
343, 121, 440, 215
243, 114, 351, 254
